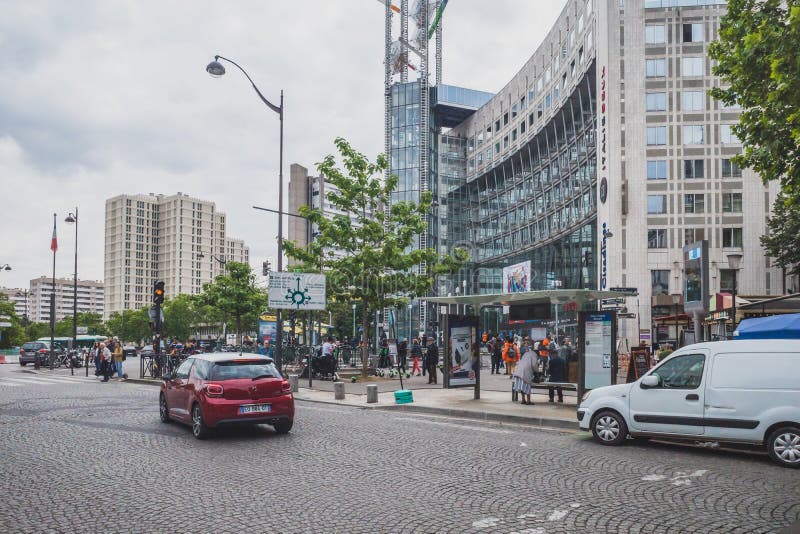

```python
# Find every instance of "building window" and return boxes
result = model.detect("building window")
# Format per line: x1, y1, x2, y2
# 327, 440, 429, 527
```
682, 23, 704, 43
683, 125, 704, 145
682, 91, 704, 111
684, 228, 705, 245
645, 24, 666, 44
684, 159, 704, 179
722, 192, 743, 213
646, 92, 666, 111
720, 124, 740, 144
495, 119, 500, 132
647, 160, 667, 180
647, 126, 667, 145
722, 227, 743, 248
646, 58, 666, 78
648, 195, 667, 214
503, 112, 509, 126
684, 193, 705, 213
722, 158, 742, 177
720, 269, 736, 292
648, 229, 667, 249
682, 57, 704, 77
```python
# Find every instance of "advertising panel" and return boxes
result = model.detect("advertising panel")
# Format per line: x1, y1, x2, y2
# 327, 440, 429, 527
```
447, 315, 479, 387
580, 311, 617, 390
502, 261, 531, 294
258, 315, 277, 344
683, 241, 709, 315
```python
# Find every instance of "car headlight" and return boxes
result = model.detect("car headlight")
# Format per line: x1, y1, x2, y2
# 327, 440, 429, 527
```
580, 390, 593, 404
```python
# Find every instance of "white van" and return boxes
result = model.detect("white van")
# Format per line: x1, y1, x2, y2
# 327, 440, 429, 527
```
577, 339, 800, 468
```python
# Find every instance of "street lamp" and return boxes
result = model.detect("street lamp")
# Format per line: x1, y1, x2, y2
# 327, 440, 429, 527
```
0, 264, 11, 271
207, 54, 285, 371
65, 209, 79, 375
727, 252, 743, 334
198, 250, 227, 268
407, 303, 413, 341
670, 293, 681, 348
352, 303, 357, 342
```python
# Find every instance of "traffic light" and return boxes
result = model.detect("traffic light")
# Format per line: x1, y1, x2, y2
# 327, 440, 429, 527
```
262, 259, 271, 276
153, 280, 165, 304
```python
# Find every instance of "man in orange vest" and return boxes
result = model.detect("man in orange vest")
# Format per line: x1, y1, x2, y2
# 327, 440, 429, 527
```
502, 338, 520, 377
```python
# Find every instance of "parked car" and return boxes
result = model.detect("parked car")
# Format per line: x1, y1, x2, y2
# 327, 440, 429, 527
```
159, 353, 294, 439
122, 345, 138, 358
19, 341, 64, 366
578, 339, 800, 468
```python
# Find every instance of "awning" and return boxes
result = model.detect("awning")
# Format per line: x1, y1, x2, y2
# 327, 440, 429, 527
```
734, 313, 800, 340
653, 314, 693, 323
425, 289, 637, 307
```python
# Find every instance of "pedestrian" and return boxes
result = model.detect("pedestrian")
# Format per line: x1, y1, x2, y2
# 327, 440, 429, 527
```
92, 342, 101, 375
548, 344, 568, 403
512, 343, 538, 405
112, 336, 125, 381
397, 338, 408, 374
538, 337, 551, 376
490, 337, 502, 374
502, 338, 520, 377
98, 342, 112, 382
410, 339, 423, 376
425, 336, 439, 384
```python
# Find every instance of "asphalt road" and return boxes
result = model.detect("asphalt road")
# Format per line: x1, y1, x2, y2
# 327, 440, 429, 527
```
0, 364, 797, 534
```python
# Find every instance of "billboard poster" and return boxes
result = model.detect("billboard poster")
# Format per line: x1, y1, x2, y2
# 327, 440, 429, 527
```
447, 315, 479, 387
582, 312, 615, 389
268, 272, 327, 310
502, 261, 531, 294
258, 316, 277, 344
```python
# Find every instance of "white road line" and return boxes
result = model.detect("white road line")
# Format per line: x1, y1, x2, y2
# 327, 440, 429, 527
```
2, 377, 60, 385
0, 380, 21, 387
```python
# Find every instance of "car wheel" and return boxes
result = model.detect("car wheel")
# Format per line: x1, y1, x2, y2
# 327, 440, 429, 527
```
19, 362, 26, 366
192, 403, 210, 440
767, 426, 800, 469
159, 393, 170, 423
592, 410, 628, 446
273, 420, 293, 435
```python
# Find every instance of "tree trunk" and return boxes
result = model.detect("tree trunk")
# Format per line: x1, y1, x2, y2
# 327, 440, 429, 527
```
361, 300, 370, 378
236, 314, 242, 346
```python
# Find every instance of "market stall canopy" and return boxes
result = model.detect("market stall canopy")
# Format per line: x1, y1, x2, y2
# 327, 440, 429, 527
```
425, 289, 637, 307
733, 313, 800, 340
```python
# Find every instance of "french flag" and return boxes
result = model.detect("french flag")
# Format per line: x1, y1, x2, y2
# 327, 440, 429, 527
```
50, 218, 58, 252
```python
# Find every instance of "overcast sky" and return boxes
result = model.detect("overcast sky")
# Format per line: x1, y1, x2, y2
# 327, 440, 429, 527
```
0, 0, 566, 290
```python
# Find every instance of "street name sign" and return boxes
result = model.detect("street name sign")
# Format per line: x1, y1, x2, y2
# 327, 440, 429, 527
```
268, 272, 327, 311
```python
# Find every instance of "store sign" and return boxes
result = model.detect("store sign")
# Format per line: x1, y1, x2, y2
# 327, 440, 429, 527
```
601, 222, 608, 289
599, 65, 608, 202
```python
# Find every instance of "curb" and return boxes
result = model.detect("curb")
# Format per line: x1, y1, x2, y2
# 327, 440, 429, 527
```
294, 395, 579, 431
125, 378, 161, 387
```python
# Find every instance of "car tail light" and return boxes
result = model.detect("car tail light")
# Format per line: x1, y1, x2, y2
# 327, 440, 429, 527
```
205, 383, 224, 397
38, 349, 48, 354
281, 380, 292, 394
19, 348, 24, 355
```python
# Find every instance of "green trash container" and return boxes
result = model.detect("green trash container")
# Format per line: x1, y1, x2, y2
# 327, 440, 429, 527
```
394, 389, 413, 404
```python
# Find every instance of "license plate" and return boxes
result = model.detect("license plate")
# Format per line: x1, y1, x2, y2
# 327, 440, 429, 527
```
239, 403, 271, 414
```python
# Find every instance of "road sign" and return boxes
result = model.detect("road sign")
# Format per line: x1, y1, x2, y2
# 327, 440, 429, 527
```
268, 272, 327, 310
609, 287, 638, 294
0, 321, 11, 328
76, 326, 88, 335
618, 313, 637, 318
600, 297, 625, 305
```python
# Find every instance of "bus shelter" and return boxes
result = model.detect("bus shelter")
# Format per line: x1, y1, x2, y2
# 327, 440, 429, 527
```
426, 289, 637, 401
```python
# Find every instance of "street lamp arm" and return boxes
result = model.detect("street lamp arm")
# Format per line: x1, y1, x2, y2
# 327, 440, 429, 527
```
215, 55, 282, 115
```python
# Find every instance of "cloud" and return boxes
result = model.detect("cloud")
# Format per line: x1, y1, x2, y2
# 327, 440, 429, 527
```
0, 0, 566, 290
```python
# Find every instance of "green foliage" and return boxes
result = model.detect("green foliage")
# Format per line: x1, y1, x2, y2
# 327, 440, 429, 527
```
709, 0, 800, 202
283, 137, 467, 374
200, 262, 267, 342
761, 193, 800, 276
105, 308, 151, 345
55, 312, 106, 337
162, 294, 199, 342
0, 295, 25, 348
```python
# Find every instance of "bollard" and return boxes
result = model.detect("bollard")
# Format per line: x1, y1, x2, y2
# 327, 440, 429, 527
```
334, 381, 345, 400
366, 384, 378, 403
288, 374, 299, 393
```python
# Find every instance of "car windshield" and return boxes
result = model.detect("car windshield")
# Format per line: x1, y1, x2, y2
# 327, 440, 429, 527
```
22, 343, 42, 350
209, 360, 281, 381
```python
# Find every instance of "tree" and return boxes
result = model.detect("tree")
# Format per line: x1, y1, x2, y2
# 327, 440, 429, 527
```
201, 262, 267, 344
283, 137, 467, 376
709, 0, 800, 202
0, 295, 25, 348
55, 312, 106, 338
761, 193, 800, 278
162, 294, 199, 342
105, 308, 151, 345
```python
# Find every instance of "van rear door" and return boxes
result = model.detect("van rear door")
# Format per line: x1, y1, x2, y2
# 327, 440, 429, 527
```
704, 351, 799, 442
628, 352, 707, 436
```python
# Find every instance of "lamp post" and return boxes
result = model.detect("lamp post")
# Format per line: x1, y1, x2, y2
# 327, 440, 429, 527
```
0, 264, 11, 271
727, 253, 743, 335
407, 303, 413, 341
670, 293, 681, 348
65, 209, 78, 375
352, 303, 356, 342
207, 54, 285, 371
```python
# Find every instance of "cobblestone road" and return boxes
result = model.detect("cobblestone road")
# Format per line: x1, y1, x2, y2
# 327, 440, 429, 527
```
0, 365, 797, 533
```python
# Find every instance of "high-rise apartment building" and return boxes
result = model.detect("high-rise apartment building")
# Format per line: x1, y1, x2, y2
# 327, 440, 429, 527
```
26, 276, 104, 323
104, 192, 249, 319
0, 287, 31, 320
436, 0, 783, 347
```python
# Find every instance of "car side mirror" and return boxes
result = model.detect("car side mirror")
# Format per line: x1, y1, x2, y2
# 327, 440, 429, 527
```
641, 374, 660, 389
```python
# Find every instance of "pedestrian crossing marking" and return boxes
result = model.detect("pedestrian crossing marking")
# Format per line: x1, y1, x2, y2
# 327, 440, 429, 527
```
0, 375, 110, 387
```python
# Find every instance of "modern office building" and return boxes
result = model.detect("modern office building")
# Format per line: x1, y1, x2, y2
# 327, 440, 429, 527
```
103, 192, 249, 319
435, 0, 782, 347
26, 276, 104, 323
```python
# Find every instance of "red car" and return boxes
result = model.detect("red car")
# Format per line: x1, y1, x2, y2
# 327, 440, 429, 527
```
159, 353, 294, 439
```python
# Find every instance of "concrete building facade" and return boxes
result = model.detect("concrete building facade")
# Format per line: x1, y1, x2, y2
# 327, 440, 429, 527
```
104, 192, 249, 319
0, 287, 30, 320
27, 276, 104, 323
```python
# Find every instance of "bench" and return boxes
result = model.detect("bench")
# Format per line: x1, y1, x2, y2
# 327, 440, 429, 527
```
511, 381, 577, 401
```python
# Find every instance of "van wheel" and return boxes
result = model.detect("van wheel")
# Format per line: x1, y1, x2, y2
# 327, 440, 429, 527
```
767, 426, 800, 468
592, 410, 628, 446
